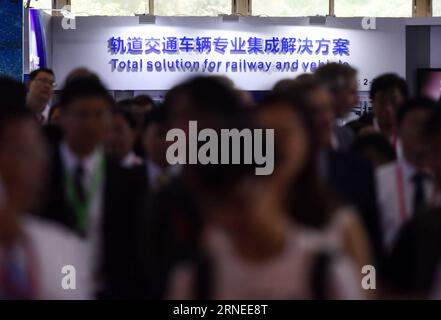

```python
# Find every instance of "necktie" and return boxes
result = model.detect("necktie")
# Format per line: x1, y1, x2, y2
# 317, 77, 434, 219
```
412, 171, 430, 215
74, 163, 86, 203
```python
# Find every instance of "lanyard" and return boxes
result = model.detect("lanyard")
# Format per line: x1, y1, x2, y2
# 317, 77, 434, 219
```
395, 164, 437, 222
64, 156, 105, 234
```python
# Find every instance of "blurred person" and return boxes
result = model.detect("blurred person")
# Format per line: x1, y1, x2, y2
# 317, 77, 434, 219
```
115, 99, 134, 111
0, 76, 27, 113
34, 78, 150, 299
42, 67, 100, 151
132, 95, 154, 131
292, 74, 384, 274
167, 111, 363, 300
315, 63, 358, 151
0, 109, 48, 299
132, 95, 154, 157
0, 108, 94, 299
256, 94, 374, 298
291, 75, 335, 149
348, 74, 409, 142
385, 107, 441, 298
236, 90, 255, 108
26, 68, 55, 124
273, 78, 297, 94
352, 133, 396, 169
376, 97, 437, 251
144, 76, 244, 299
104, 108, 142, 168
64, 67, 100, 85
141, 107, 177, 192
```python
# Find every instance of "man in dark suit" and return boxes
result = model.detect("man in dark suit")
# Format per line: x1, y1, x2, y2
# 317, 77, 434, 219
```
346, 73, 408, 139
294, 74, 385, 273
315, 63, 358, 151
140, 107, 178, 193
35, 77, 150, 299
386, 105, 441, 297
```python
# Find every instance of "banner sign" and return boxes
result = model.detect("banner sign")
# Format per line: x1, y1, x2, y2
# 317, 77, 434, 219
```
52, 17, 406, 90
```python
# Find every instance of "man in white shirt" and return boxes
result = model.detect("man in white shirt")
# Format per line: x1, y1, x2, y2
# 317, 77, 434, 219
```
386, 108, 441, 296
376, 97, 438, 250
35, 77, 150, 299
142, 107, 178, 192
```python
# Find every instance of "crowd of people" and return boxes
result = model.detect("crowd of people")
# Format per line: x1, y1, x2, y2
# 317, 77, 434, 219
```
0, 63, 440, 299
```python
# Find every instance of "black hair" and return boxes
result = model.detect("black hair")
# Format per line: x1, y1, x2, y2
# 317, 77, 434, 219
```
142, 106, 166, 132
133, 95, 154, 107
315, 62, 357, 94
111, 107, 137, 131
64, 68, 99, 85
29, 68, 54, 81
115, 99, 133, 110
0, 76, 27, 113
396, 97, 438, 125
369, 73, 409, 101
291, 73, 327, 109
352, 133, 396, 163
59, 78, 114, 110
0, 108, 34, 145
162, 82, 188, 120
272, 79, 297, 94
164, 76, 243, 119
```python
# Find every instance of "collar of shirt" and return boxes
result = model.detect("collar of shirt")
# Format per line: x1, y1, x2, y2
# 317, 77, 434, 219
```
398, 156, 432, 183
335, 118, 347, 127
121, 151, 143, 168
60, 142, 103, 189
146, 159, 181, 189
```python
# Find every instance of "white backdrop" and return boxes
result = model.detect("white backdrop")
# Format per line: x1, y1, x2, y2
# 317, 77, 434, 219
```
51, 16, 406, 91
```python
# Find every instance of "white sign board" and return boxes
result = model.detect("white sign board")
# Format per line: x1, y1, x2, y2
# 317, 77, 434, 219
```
52, 17, 406, 91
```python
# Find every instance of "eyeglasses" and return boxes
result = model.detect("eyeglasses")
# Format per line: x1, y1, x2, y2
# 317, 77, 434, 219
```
34, 78, 57, 88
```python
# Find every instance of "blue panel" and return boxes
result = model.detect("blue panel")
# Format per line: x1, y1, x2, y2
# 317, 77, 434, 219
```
0, 0, 23, 80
